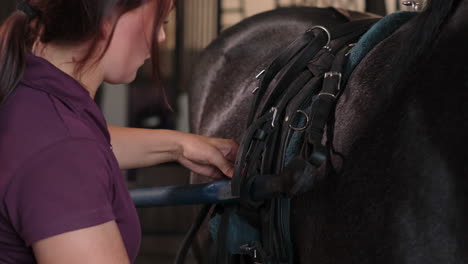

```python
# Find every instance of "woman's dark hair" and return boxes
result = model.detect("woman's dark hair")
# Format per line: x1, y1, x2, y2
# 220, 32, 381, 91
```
0, 0, 173, 103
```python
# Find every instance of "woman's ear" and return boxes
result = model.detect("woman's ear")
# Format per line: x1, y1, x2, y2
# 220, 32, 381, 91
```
30, 22, 45, 55
101, 11, 122, 41
101, 20, 114, 41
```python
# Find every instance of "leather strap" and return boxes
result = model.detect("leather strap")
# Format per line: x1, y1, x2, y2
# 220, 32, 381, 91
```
247, 29, 320, 126
229, 18, 380, 264
302, 46, 350, 164
254, 18, 379, 123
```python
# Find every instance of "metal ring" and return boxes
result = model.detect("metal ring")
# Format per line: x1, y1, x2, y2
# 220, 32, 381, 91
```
288, 110, 310, 131
307, 25, 332, 49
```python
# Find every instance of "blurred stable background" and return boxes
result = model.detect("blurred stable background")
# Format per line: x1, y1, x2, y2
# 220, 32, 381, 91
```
1, 0, 411, 263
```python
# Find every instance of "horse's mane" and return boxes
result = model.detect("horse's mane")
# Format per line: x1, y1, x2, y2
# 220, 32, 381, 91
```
389, 0, 458, 90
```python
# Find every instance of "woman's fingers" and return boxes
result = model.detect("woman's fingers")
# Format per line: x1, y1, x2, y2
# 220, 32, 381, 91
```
209, 138, 239, 161
179, 157, 224, 179
203, 146, 235, 178
178, 133, 239, 179
221, 139, 239, 162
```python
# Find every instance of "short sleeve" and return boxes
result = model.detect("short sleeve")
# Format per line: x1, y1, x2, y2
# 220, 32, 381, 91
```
4, 139, 116, 246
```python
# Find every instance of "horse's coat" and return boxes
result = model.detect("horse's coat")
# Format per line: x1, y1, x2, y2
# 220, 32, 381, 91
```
189, 8, 375, 152
189, 2, 468, 263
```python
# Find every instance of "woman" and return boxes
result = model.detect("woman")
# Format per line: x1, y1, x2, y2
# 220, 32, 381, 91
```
0, 0, 238, 263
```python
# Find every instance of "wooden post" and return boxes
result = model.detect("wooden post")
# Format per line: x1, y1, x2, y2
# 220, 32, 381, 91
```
217, 0, 222, 34
174, 0, 185, 92
0, 0, 15, 22
366, 0, 387, 15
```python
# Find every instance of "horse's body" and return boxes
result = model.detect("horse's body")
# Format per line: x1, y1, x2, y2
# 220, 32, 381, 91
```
189, 3, 468, 263
189, 7, 375, 148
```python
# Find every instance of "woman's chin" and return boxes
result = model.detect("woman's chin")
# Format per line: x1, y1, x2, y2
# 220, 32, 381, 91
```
104, 72, 138, 85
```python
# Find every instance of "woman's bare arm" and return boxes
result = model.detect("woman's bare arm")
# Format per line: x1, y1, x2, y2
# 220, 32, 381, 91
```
109, 126, 180, 169
33, 221, 130, 264
108, 126, 238, 178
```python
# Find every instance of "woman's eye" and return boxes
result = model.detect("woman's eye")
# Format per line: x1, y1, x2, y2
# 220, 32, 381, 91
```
164, 20, 170, 25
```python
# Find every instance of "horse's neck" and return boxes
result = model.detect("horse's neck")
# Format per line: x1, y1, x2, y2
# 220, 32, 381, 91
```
442, 0, 468, 37
334, 0, 468, 160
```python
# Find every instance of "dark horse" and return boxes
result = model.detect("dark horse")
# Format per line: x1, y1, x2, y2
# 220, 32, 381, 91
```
189, 1, 468, 263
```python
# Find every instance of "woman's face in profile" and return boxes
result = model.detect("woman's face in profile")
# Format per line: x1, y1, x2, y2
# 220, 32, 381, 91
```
101, 0, 167, 85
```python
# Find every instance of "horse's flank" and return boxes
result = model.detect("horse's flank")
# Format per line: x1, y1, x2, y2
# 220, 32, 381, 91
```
293, 2, 468, 262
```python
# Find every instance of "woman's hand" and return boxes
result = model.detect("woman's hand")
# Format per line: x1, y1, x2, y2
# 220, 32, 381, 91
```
108, 126, 239, 178
175, 133, 239, 179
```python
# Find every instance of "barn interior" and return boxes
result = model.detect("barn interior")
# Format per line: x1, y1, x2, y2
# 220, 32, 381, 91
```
0, 1, 413, 263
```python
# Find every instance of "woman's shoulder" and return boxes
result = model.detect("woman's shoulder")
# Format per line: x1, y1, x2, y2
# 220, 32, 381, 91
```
2, 84, 100, 140
0, 84, 111, 177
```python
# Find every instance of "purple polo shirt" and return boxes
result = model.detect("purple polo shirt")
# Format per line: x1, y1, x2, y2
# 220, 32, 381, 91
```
0, 55, 141, 263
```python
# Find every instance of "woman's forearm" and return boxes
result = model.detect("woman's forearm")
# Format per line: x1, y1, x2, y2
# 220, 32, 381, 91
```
108, 125, 239, 178
108, 126, 182, 170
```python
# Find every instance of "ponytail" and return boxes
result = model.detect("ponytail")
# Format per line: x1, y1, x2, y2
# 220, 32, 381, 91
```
0, 11, 31, 103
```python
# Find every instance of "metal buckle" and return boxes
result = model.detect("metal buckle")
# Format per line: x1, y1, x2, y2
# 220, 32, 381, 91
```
307, 25, 332, 51
324, 72, 341, 78
288, 110, 310, 131
240, 244, 258, 258
255, 69, 266, 79
270, 107, 278, 128
319, 72, 342, 98
345, 43, 358, 57
240, 243, 262, 263
252, 69, 266, 94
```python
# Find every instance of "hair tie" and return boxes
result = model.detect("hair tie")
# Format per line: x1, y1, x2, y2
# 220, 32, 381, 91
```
17, 1, 38, 20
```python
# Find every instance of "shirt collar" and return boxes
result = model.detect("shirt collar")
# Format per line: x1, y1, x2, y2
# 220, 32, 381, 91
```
21, 54, 93, 111
20, 54, 111, 144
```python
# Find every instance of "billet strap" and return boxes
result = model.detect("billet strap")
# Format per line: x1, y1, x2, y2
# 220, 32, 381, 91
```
262, 45, 355, 264
236, 22, 376, 200
255, 18, 379, 125
256, 34, 328, 123
235, 33, 333, 199
232, 71, 314, 200
272, 71, 314, 128
232, 111, 275, 197
246, 29, 320, 126
259, 46, 354, 264
302, 46, 351, 164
